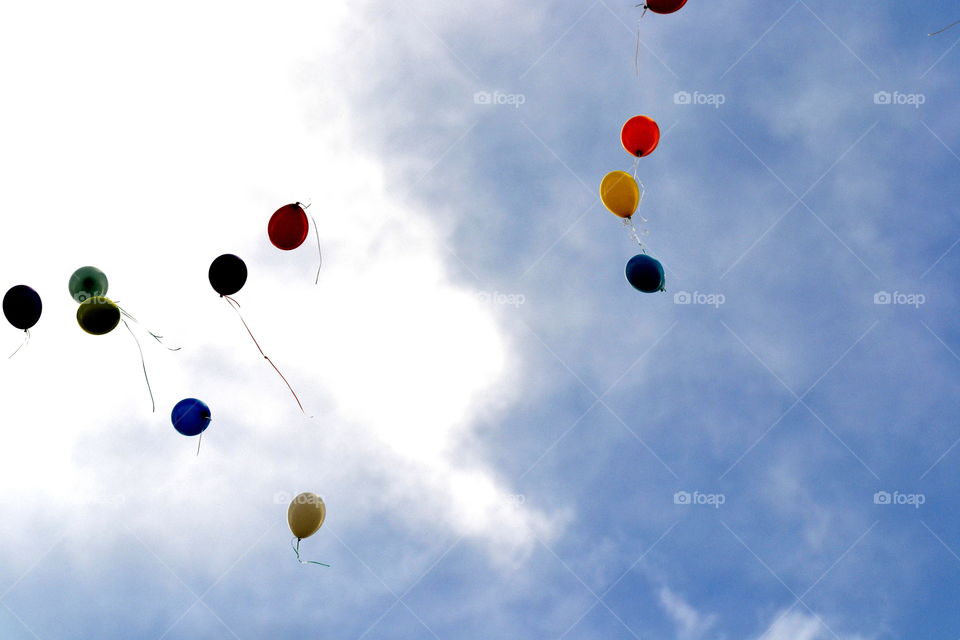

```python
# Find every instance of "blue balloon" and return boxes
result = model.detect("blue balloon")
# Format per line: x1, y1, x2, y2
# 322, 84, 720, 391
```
625, 254, 665, 293
171, 398, 212, 437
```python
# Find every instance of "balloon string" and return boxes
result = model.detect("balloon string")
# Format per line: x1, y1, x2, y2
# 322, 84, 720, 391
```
196, 432, 202, 457
8, 329, 30, 359
930, 19, 960, 36
634, 5, 647, 76
298, 201, 323, 285
118, 307, 181, 351
222, 296, 306, 414
627, 159, 649, 227
623, 217, 647, 252
292, 537, 330, 567
310, 213, 323, 285
122, 319, 156, 413
633, 170, 648, 224
635, 21, 641, 76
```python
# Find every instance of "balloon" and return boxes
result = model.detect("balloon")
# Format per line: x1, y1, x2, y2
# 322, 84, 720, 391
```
268, 203, 309, 251
68, 266, 108, 303
625, 254, 666, 293
171, 398, 211, 437
644, 0, 687, 14
621, 115, 661, 158
3, 285, 42, 331
77, 297, 121, 335
209, 254, 247, 296
288, 493, 326, 540
600, 171, 641, 218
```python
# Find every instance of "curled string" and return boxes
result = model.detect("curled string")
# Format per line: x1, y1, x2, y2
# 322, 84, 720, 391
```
634, 4, 648, 76
8, 329, 30, 359
292, 537, 330, 567
310, 213, 323, 285
122, 319, 156, 413
623, 217, 648, 252
299, 201, 323, 285
222, 295, 306, 414
631, 166, 649, 224
930, 20, 960, 36
626, 160, 649, 246
118, 307, 181, 351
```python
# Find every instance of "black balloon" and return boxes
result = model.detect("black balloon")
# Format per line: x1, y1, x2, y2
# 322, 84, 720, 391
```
3, 285, 42, 330
625, 254, 665, 293
209, 254, 248, 296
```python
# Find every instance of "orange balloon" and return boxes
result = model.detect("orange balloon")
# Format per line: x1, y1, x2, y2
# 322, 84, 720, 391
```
621, 116, 661, 158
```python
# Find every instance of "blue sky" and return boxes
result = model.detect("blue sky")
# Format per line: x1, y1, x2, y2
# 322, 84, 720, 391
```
1, 1, 959, 638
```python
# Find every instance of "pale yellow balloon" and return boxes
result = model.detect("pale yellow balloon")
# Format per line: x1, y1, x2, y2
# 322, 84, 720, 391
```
599, 171, 640, 218
287, 492, 326, 540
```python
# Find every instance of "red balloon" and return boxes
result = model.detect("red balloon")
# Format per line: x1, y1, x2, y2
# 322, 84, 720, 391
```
621, 115, 661, 158
644, 0, 687, 14
268, 203, 309, 250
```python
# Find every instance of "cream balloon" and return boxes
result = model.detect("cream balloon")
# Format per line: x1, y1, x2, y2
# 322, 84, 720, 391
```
287, 492, 326, 540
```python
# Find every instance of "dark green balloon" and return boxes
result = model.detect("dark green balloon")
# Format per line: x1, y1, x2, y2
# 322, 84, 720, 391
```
77, 297, 120, 335
69, 266, 109, 303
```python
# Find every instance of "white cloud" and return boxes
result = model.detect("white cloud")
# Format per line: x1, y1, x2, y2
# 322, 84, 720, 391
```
0, 0, 558, 573
658, 586, 717, 640
757, 609, 869, 640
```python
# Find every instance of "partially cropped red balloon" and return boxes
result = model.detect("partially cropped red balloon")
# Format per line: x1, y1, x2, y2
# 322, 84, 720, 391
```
621, 115, 661, 158
268, 203, 309, 250
644, 0, 688, 14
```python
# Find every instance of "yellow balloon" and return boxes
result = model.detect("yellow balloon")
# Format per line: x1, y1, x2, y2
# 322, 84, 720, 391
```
288, 492, 326, 540
77, 297, 121, 335
599, 171, 640, 218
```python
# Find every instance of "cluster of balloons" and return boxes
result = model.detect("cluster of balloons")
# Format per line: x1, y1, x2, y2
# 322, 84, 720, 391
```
599, 115, 666, 294
3, 201, 328, 566
597, 2, 688, 295
69, 266, 180, 412
71, 266, 117, 334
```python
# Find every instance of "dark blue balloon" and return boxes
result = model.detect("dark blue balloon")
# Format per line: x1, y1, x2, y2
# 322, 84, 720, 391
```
171, 398, 212, 437
3, 285, 42, 330
625, 254, 665, 293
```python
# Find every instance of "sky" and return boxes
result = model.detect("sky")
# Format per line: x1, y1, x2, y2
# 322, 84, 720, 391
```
0, 1, 959, 638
